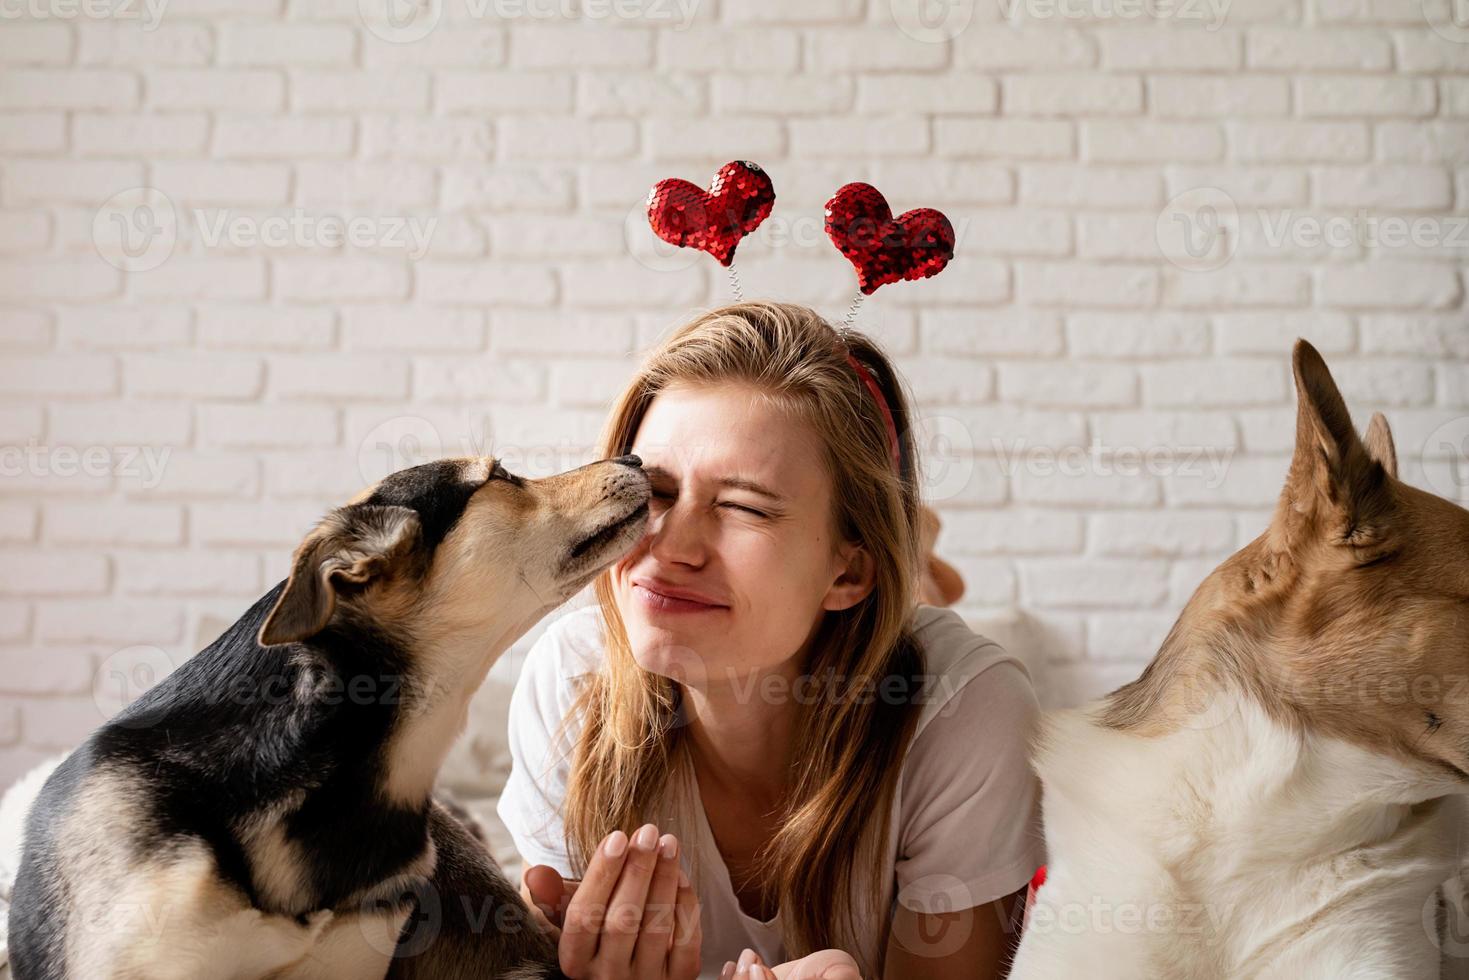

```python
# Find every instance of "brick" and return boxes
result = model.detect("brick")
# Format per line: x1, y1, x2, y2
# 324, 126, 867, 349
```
274, 257, 411, 302
1003, 74, 1142, 116
1083, 121, 1223, 162
269, 354, 408, 400
1091, 513, 1236, 556
290, 70, 429, 111
954, 28, 1095, 69
711, 75, 846, 115
1020, 560, 1169, 608
999, 362, 1136, 407
1215, 312, 1355, 353
0, 24, 71, 65
1376, 122, 1469, 164
416, 262, 557, 305
808, 29, 949, 72
491, 312, 633, 354
644, 118, 783, 160
1096, 28, 1241, 70
1315, 165, 1452, 211
147, 69, 284, 111
199, 405, 338, 448
1141, 360, 1288, 406
1162, 266, 1311, 307
220, 24, 355, 66
1150, 76, 1289, 118
1067, 314, 1211, 357
0, 650, 92, 695
1318, 261, 1461, 309
114, 552, 262, 596
509, 25, 653, 68
0, 68, 138, 109
856, 75, 998, 114
1298, 76, 1435, 117
1017, 261, 1159, 308
124, 354, 263, 399
0, 551, 108, 596
0, 113, 65, 153
1247, 28, 1390, 69
362, 115, 492, 160
214, 116, 354, 158
499, 118, 637, 159
1020, 165, 1160, 208
295, 161, 435, 207
1229, 122, 1370, 161
789, 116, 929, 157
152, 161, 290, 206
343, 308, 484, 350
436, 71, 575, 113
197, 306, 334, 349
74, 113, 210, 156
657, 29, 799, 71
77, 23, 212, 66
1362, 314, 1469, 356
941, 510, 1084, 555
44, 502, 183, 545
584, 72, 708, 115
935, 118, 1074, 159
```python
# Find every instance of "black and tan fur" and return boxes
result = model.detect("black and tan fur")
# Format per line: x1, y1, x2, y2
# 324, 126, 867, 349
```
9, 454, 650, 980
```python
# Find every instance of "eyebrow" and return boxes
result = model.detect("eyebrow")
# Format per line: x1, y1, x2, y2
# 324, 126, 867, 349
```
642, 464, 787, 503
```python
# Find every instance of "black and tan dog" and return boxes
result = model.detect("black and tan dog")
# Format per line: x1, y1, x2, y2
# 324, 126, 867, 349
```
9, 454, 650, 979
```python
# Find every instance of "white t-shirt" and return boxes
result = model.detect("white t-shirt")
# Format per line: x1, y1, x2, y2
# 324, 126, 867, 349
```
496, 602, 1047, 977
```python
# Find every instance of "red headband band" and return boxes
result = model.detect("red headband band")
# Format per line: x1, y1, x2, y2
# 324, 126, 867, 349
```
844, 351, 901, 474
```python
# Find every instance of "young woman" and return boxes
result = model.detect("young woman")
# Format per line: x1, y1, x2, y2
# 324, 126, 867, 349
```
497, 302, 1045, 980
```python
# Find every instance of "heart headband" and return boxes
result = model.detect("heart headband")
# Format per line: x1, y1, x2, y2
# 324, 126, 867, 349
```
646, 160, 956, 322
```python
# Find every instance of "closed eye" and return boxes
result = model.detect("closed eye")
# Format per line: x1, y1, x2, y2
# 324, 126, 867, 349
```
721, 502, 767, 517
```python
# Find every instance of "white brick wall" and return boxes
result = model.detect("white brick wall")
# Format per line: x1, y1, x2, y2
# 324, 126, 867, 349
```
0, 0, 1467, 784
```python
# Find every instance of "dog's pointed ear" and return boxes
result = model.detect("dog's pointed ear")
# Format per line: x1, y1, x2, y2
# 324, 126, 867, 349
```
1273, 339, 1391, 552
1364, 411, 1399, 480
259, 504, 422, 647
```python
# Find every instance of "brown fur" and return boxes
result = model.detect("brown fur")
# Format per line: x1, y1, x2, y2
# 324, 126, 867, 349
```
1101, 340, 1469, 788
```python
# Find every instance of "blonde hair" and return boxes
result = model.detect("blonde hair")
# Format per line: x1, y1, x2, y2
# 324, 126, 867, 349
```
559, 301, 926, 967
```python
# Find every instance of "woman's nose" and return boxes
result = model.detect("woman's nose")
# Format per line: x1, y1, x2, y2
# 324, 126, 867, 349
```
647, 497, 707, 566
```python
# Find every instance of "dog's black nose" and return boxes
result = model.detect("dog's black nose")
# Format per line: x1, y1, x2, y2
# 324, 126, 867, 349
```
613, 454, 642, 468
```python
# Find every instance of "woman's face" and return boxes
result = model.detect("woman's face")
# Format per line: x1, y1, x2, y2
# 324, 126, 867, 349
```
614, 382, 875, 690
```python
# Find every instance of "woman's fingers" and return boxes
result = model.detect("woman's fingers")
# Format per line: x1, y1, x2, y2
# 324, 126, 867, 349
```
630, 833, 682, 974
666, 866, 701, 979
558, 829, 630, 975
522, 864, 573, 933
721, 949, 776, 979
593, 823, 664, 968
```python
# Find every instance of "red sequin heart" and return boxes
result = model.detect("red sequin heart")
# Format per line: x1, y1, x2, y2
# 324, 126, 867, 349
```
824, 183, 955, 295
646, 161, 775, 268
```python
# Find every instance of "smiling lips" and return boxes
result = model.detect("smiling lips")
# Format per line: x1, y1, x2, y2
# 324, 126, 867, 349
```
632, 579, 729, 615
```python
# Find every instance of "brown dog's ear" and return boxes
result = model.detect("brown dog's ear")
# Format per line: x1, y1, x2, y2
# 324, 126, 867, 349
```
1273, 340, 1391, 552
1364, 411, 1399, 480
259, 504, 422, 647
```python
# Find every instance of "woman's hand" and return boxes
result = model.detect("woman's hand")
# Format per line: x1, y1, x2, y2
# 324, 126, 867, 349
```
770, 948, 862, 980
521, 863, 579, 941
553, 823, 702, 980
